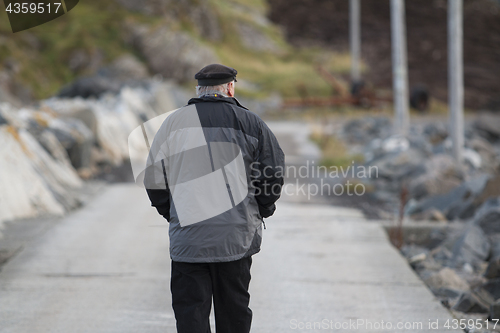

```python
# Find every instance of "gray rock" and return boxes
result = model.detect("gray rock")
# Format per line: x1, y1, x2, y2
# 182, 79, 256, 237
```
407, 134, 433, 154
472, 175, 500, 204
65, 48, 103, 75
485, 235, 500, 279
369, 148, 428, 181
400, 244, 429, 259
411, 208, 448, 222
100, 54, 149, 81
67, 49, 90, 73
491, 300, 500, 320
58, 76, 121, 99
408, 154, 463, 200
473, 113, 500, 142
434, 287, 463, 298
452, 291, 491, 313
431, 142, 448, 155
0, 111, 8, 125
236, 22, 281, 53
490, 234, 500, 258
406, 174, 490, 220
482, 278, 500, 300
130, 25, 218, 83
475, 286, 498, 304
186, 2, 222, 41
342, 117, 392, 145
431, 245, 454, 267
466, 136, 500, 173
473, 196, 500, 235
0, 125, 66, 223
115, 0, 222, 41
463, 148, 482, 170
430, 223, 491, 270
439, 224, 491, 269
413, 256, 444, 273
45, 103, 98, 137
381, 135, 410, 154
485, 258, 500, 280
47, 118, 94, 170
423, 122, 448, 145
23, 111, 94, 170
0, 70, 31, 106
422, 267, 469, 291
61, 54, 149, 99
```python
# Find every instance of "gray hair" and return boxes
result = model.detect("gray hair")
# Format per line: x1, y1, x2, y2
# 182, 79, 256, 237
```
196, 81, 234, 97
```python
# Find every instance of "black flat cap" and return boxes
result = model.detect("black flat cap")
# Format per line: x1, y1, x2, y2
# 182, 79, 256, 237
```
195, 64, 237, 86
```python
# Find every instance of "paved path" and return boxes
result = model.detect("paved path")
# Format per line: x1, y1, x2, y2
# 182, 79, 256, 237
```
0, 185, 461, 333
0, 121, 462, 333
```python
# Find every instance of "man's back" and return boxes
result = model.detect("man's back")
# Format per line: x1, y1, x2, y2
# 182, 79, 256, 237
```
145, 95, 284, 263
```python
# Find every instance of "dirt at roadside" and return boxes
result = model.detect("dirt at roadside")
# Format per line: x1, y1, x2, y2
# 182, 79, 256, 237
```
268, 0, 500, 110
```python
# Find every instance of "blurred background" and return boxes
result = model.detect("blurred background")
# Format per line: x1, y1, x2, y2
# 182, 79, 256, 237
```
1, 0, 500, 331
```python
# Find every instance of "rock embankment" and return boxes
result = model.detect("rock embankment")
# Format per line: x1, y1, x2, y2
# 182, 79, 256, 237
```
0, 78, 186, 228
339, 115, 500, 325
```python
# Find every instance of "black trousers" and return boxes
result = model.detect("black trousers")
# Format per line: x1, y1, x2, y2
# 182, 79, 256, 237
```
171, 257, 253, 333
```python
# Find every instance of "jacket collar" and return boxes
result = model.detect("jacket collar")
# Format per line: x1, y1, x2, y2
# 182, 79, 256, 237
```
187, 95, 249, 110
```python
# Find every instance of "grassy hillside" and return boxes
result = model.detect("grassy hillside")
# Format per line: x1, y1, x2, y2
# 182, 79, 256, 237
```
0, 0, 157, 99
0, 0, 352, 101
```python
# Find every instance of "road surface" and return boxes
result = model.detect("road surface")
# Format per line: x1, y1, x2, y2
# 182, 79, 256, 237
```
0, 121, 462, 333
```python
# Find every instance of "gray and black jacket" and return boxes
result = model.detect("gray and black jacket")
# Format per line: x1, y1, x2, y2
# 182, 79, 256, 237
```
145, 95, 284, 263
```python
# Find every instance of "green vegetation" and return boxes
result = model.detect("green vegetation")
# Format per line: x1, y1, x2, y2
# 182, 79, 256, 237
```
309, 130, 364, 169
0, 0, 352, 100
0, 0, 163, 98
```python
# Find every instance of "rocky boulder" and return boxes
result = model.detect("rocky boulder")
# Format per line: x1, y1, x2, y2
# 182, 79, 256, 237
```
369, 148, 428, 182
473, 113, 500, 143
433, 224, 490, 270
491, 300, 500, 320
485, 263, 500, 281
408, 154, 463, 200
0, 103, 85, 224
452, 289, 495, 314
342, 117, 392, 145
129, 24, 218, 83
58, 76, 121, 99
485, 235, 500, 279
406, 174, 491, 220
423, 122, 448, 145
482, 278, 500, 300
115, 0, 222, 41
422, 267, 469, 292
100, 54, 149, 82
236, 22, 282, 53
473, 197, 500, 235
466, 136, 500, 174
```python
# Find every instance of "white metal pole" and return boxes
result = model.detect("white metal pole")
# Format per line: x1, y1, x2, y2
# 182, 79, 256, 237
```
350, 0, 361, 82
390, 0, 410, 135
448, 0, 464, 162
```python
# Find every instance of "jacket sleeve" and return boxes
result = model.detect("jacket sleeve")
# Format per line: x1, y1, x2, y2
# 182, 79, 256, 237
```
144, 159, 171, 221
253, 121, 285, 218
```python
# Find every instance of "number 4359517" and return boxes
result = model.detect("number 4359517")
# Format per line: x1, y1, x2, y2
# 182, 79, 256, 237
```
6, 2, 62, 14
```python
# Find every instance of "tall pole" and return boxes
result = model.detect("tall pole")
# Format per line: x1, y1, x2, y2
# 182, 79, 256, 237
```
448, 0, 464, 163
350, 0, 361, 82
390, 0, 410, 136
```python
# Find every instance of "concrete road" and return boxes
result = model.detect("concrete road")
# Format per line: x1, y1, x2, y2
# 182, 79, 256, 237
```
0, 121, 461, 333
0, 185, 173, 333
0, 183, 461, 333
